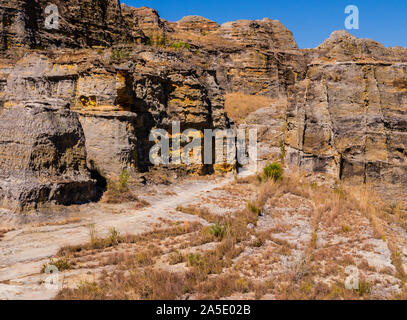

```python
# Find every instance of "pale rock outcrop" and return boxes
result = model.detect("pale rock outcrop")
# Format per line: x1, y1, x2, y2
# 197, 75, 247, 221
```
284, 31, 407, 190
0, 101, 97, 211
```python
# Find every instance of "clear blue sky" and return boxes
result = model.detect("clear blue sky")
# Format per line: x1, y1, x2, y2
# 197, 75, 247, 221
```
123, 0, 407, 49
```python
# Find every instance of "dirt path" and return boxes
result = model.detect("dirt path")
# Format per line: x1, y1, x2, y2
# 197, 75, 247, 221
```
0, 176, 233, 300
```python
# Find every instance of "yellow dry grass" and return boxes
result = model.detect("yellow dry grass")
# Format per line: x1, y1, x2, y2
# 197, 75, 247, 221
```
224, 92, 282, 124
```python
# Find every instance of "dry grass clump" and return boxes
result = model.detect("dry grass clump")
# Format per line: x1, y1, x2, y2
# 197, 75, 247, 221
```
196, 273, 255, 299
167, 251, 185, 265
56, 268, 194, 300
56, 178, 265, 300
42, 258, 73, 273
58, 223, 202, 257
224, 92, 281, 124
176, 205, 220, 223
102, 170, 150, 208
102, 181, 147, 205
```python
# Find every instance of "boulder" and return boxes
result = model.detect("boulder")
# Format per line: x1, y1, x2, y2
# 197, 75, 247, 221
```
0, 101, 97, 211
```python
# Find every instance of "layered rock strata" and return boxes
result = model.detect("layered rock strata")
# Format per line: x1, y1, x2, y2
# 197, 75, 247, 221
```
1, 0, 407, 210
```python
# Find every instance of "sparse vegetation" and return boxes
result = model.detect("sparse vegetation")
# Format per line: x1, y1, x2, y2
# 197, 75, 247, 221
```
42, 258, 73, 273
209, 223, 227, 240
102, 170, 150, 207
224, 93, 281, 124
263, 162, 283, 181
110, 47, 132, 61
146, 33, 167, 47
50, 168, 407, 300
168, 251, 185, 265
170, 41, 191, 50
247, 201, 261, 216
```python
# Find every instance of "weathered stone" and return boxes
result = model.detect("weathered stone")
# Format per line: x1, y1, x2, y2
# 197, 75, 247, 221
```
0, 0, 146, 50
217, 18, 298, 49
174, 16, 220, 34
0, 101, 97, 211
78, 111, 138, 179
1, 0, 407, 209
121, 5, 172, 39
284, 31, 407, 190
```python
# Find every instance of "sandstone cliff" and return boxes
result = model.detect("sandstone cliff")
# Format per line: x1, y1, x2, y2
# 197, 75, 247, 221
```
1, 0, 407, 211
0, 0, 146, 50
285, 31, 407, 192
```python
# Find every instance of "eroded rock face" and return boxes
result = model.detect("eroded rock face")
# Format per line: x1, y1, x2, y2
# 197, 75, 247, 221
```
0, 46, 230, 185
217, 18, 298, 49
1, 0, 407, 210
0, 0, 146, 50
285, 31, 407, 189
0, 101, 97, 211
165, 15, 305, 97
121, 5, 172, 39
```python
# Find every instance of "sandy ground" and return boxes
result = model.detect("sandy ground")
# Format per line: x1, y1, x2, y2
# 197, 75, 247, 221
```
1, 170, 407, 300
0, 176, 233, 300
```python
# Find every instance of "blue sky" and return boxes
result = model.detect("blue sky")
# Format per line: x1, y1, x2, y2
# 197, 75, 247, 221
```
124, 0, 407, 49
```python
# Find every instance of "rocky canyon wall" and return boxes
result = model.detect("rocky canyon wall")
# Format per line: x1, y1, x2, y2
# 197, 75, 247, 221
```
1, 0, 407, 210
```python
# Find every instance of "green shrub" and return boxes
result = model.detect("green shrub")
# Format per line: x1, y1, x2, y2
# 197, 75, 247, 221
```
186, 253, 202, 267
42, 258, 72, 273
118, 170, 130, 191
170, 41, 191, 50
209, 223, 226, 240
263, 162, 283, 181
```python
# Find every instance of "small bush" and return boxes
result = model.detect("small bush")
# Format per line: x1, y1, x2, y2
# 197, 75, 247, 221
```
209, 223, 226, 240
186, 253, 202, 267
118, 170, 130, 191
87, 225, 122, 249
108, 227, 120, 246
263, 162, 283, 181
102, 170, 147, 205
42, 258, 72, 273
170, 41, 191, 49
168, 251, 185, 265
342, 225, 351, 233
253, 238, 264, 248
247, 202, 261, 216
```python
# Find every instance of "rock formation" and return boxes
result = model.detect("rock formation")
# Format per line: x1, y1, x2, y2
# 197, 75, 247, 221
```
0, 0, 146, 50
285, 31, 407, 191
0, 0, 407, 211
0, 101, 97, 211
